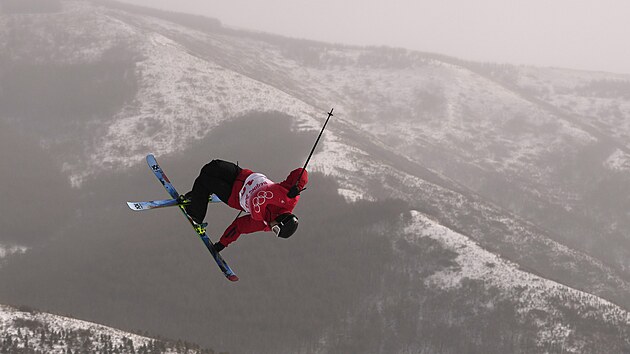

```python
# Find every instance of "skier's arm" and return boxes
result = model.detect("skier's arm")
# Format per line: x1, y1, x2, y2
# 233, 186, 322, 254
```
280, 168, 309, 198
279, 168, 308, 190
217, 215, 268, 248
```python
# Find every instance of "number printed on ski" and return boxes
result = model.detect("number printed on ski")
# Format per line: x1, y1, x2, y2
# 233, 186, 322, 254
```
144, 154, 238, 282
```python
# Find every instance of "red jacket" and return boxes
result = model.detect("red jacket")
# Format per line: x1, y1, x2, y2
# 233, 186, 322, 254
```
218, 168, 308, 248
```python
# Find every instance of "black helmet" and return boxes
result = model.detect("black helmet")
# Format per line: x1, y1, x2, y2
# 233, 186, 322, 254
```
272, 213, 299, 239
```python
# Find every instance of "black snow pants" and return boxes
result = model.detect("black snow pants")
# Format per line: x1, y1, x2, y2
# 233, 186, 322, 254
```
187, 159, 242, 222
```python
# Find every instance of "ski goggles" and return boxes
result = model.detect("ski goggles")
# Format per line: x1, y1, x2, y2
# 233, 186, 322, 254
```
272, 224, 282, 237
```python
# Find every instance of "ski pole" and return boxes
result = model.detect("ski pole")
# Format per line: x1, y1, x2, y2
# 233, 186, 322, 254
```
289, 108, 334, 197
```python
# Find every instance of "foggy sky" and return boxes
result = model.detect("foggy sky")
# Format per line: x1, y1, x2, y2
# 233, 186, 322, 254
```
117, 0, 630, 75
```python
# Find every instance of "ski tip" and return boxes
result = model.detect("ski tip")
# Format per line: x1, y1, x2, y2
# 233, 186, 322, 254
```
126, 202, 143, 211
227, 275, 239, 282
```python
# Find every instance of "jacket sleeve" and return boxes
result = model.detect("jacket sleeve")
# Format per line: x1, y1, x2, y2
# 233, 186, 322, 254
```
218, 215, 268, 247
279, 168, 308, 190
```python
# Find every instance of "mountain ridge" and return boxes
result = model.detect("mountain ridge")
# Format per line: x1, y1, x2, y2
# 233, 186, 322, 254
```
0, 303, 215, 353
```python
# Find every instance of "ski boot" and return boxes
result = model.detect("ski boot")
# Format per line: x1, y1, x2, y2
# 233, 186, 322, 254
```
192, 220, 208, 234
179, 193, 208, 232
177, 192, 193, 205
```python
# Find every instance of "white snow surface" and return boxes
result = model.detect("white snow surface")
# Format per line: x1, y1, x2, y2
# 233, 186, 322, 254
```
0, 304, 184, 353
70, 31, 323, 185
514, 66, 630, 149
405, 210, 630, 345
336, 188, 367, 203
604, 149, 630, 171
55, 4, 328, 187
0, 244, 27, 261
408, 211, 550, 292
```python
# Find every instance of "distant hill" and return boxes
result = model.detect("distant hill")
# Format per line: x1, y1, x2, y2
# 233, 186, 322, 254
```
0, 304, 215, 353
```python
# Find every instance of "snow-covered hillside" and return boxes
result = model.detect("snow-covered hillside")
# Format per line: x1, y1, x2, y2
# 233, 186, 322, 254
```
15, 2, 323, 187
407, 210, 630, 351
0, 304, 209, 353
313, 211, 630, 353
83, 25, 324, 186
0, 244, 27, 262
407, 211, 630, 331
515, 67, 630, 147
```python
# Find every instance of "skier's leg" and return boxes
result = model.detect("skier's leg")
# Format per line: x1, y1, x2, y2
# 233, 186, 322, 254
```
202, 159, 242, 186
198, 159, 241, 202
185, 160, 240, 222
186, 174, 212, 223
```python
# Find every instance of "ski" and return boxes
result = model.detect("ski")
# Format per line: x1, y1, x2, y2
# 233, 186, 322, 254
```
145, 154, 239, 282
127, 194, 222, 211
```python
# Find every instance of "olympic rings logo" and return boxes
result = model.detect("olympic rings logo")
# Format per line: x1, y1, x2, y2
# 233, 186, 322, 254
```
252, 190, 273, 213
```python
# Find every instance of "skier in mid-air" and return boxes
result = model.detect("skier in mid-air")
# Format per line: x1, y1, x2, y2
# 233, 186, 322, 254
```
128, 109, 331, 280
182, 159, 308, 252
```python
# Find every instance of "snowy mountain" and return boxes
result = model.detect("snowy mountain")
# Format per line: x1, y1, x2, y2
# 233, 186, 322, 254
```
315, 211, 630, 353
0, 304, 214, 353
2, 1, 630, 353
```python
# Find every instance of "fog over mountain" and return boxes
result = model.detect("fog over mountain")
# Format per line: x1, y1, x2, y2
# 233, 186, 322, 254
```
2, 1, 630, 353
117, 0, 630, 75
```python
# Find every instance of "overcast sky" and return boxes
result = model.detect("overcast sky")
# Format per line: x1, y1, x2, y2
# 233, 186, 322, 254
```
119, 0, 630, 75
